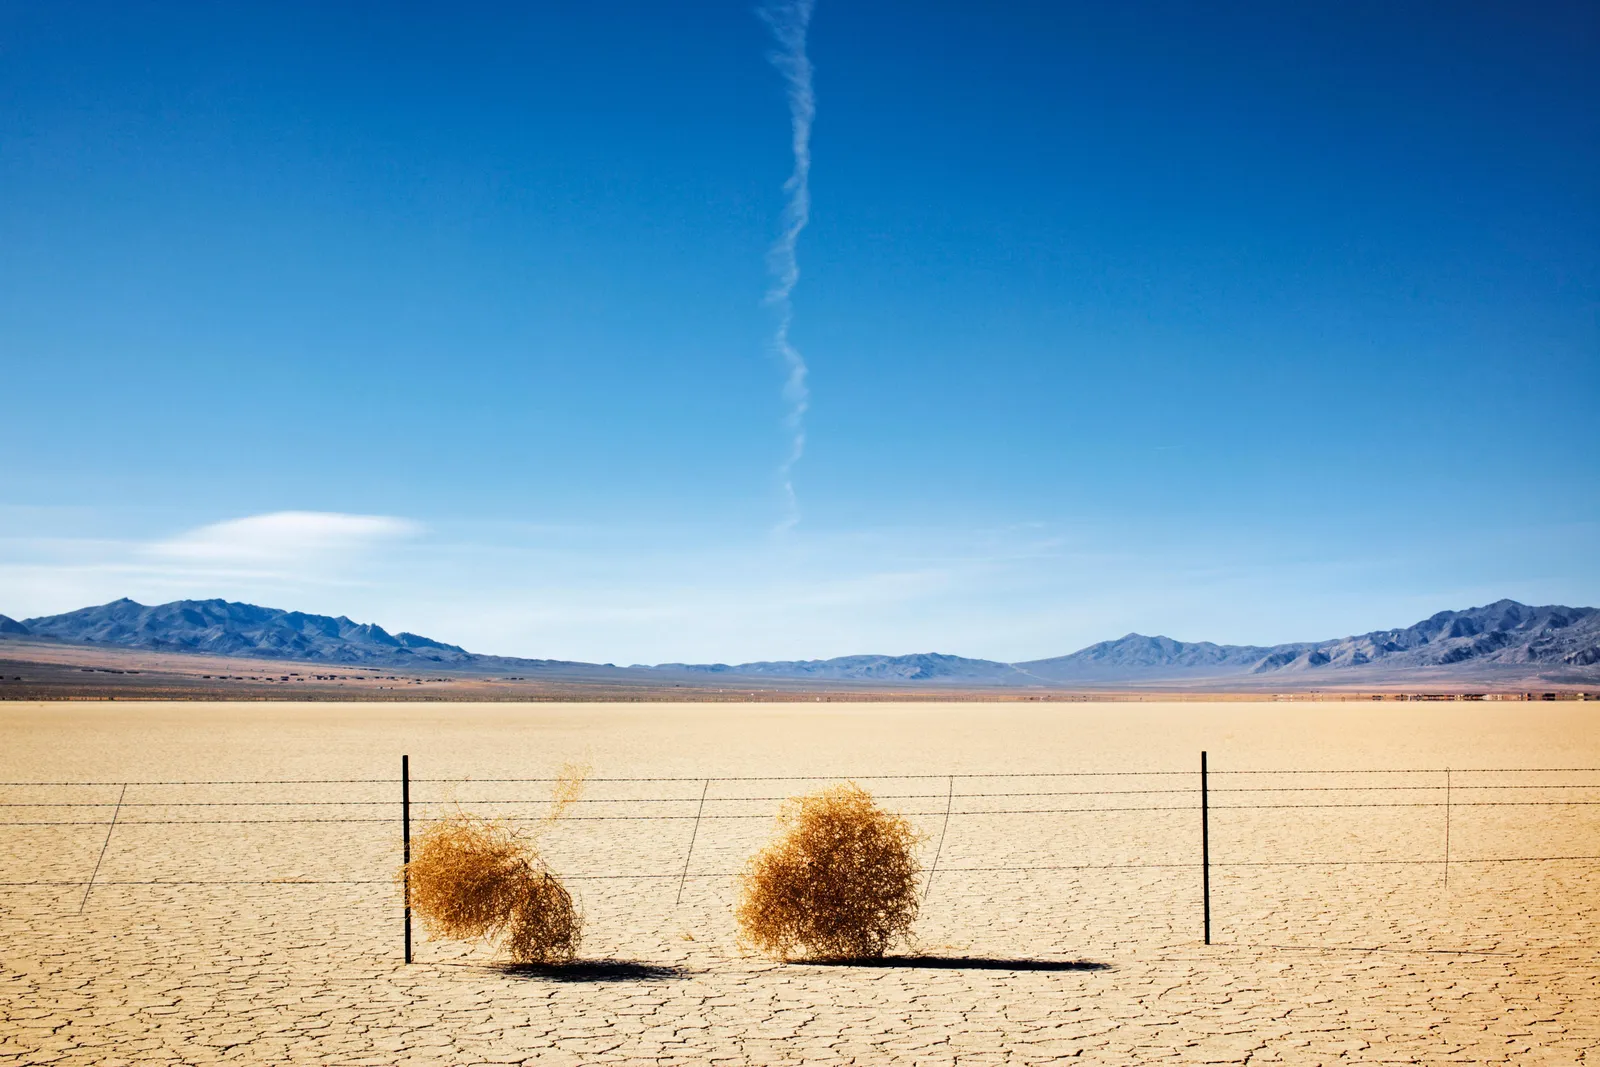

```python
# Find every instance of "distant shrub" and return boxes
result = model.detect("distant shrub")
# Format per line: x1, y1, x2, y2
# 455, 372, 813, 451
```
736, 783, 923, 960
399, 765, 588, 965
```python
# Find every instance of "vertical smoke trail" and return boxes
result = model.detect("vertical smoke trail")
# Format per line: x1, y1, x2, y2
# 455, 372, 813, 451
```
761, 0, 815, 531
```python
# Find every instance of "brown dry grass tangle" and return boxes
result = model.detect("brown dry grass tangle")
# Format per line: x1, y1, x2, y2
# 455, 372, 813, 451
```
736, 782, 924, 961
399, 764, 588, 964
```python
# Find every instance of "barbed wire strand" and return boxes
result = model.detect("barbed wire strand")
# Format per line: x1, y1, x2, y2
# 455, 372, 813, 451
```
6, 855, 1599, 889
7, 782, 1598, 807
6, 796, 1600, 827
4, 767, 1597, 787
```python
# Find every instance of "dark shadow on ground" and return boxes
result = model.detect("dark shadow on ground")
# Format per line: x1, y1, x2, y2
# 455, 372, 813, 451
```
1243, 943, 1517, 956
494, 961, 687, 982
806, 956, 1111, 972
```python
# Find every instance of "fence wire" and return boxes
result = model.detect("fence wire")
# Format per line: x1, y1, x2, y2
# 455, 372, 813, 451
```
3, 764, 1597, 888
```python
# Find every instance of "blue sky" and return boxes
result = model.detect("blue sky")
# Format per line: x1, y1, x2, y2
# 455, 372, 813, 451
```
2, 1, 1596, 662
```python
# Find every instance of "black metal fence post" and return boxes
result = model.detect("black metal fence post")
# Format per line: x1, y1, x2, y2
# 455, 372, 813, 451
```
1201, 750, 1211, 945
402, 754, 412, 964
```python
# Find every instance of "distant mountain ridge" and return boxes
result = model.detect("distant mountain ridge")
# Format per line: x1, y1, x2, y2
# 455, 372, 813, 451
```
650, 652, 1029, 683
4, 597, 1598, 685
17, 598, 475, 666
1014, 600, 1600, 682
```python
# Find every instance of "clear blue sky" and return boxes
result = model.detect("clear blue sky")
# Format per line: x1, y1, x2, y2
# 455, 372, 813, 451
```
2, 1, 1596, 662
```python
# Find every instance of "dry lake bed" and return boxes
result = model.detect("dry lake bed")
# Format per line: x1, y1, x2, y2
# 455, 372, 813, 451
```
2, 699, 1597, 1065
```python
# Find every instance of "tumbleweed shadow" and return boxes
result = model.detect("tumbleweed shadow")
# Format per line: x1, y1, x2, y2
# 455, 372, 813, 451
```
493, 960, 686, 983
807, 956, 1111, 972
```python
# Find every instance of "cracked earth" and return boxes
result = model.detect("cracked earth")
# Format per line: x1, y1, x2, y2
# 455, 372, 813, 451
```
2, 700, 1596, 1064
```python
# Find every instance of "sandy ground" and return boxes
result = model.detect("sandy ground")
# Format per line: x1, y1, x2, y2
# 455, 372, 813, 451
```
1, 699, 1597, 1065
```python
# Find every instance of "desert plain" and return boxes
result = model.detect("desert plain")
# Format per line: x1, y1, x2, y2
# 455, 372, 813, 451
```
1, 698, 1596, 1065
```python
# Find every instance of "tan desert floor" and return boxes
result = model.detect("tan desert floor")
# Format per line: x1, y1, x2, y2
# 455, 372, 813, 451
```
1, 700, 1597, 1065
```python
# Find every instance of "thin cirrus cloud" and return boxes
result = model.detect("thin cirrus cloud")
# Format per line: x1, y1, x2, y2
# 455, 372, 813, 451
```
146, 511, 420, 569
0, 511, 422, 619
760, 0, 816, 532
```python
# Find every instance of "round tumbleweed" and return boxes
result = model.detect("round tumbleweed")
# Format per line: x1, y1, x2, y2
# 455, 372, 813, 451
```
400, 814, 580, 965
736, 782, 922, 960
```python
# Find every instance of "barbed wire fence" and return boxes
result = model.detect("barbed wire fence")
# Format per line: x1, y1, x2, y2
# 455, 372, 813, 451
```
3, 756, 1598, 959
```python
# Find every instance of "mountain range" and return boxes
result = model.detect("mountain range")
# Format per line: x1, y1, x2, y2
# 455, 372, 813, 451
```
2, 597, 1597, 687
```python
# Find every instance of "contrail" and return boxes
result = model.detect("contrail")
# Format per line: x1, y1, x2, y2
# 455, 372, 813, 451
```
760, 0, 815, 531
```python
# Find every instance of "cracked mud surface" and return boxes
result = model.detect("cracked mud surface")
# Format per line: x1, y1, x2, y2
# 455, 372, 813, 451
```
2, 700, 1596, 1064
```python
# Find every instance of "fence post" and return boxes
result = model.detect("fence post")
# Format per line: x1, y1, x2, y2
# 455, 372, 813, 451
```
924, 775, 956, 902
1443, 766, 1451, 888
402, 754, 412, 964
79, 783, 128, 915
675, 779, 711, 906
1201, 750, 1211, 945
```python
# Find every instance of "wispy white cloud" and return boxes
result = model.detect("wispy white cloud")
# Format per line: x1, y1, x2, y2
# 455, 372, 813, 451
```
148, 511, 419, 568
0, 511, 422, 620
760, 0, 816, 532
